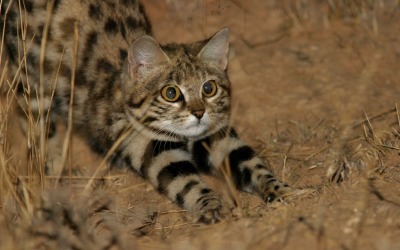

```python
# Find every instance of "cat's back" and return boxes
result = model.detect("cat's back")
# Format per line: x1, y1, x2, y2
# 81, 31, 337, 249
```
3, 0, 151, 87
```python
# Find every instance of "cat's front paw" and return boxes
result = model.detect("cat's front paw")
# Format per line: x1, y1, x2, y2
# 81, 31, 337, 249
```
262, 182, 292, 202
192, 192, 223, 224
197, 199, 222, 224
261, 182, 315, 203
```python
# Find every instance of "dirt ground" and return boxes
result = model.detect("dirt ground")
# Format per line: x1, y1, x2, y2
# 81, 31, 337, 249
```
1, 1, 400, 249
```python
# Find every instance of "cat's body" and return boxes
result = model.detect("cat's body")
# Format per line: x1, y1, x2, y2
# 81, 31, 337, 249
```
2, 0, 291, 223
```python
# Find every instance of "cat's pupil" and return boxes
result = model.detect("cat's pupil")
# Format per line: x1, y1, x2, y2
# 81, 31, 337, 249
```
166, 87, 177, 99
203, 81, 213, 94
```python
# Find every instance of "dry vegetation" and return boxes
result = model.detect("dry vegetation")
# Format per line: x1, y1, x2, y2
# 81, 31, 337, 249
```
1, 0, 400, 249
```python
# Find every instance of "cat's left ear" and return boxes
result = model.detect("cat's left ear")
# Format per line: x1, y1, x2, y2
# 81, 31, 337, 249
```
198, 28, 229, 71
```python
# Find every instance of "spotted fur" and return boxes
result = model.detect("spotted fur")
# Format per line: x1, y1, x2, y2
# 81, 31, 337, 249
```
2, 0, 291, 223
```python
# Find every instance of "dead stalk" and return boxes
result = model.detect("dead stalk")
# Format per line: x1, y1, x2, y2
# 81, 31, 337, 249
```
352, 108, 395, 129
363, 110, 375, 140
282, 154, 287, 182
221, 103, 241, 210
396, 103, 400, 131
57, 20, 78, 184
83, 126, 135, 194
39, 0, 55, 182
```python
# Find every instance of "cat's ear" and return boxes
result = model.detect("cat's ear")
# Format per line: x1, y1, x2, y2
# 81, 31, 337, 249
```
128, 35, 169, 79
198, 28, 229, 71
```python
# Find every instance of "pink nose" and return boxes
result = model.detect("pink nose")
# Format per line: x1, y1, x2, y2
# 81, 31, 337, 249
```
191, 110, 205, 119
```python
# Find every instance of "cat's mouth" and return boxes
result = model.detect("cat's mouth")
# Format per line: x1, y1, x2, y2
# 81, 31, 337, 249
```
183, 123, 208, 136
156, 114, 214, 139
173, 119, 210, 138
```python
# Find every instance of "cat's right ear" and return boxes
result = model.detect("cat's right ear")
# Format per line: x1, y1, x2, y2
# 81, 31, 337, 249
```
128, 35, 169, 79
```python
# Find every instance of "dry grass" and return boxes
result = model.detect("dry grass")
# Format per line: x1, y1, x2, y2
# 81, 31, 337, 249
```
1, 0, 400, 249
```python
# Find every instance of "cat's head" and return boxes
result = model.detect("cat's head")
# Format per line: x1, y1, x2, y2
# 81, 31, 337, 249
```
124, 28, 231, 140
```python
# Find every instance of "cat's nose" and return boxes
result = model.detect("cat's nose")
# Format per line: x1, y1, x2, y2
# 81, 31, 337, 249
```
191, 109, 205, 119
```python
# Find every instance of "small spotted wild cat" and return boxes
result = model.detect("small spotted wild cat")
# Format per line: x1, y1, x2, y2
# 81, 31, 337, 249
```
2, 0, 291, 223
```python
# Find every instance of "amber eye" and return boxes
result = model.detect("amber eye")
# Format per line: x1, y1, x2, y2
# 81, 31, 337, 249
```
161, 85, 181, 102
202, 80, 217, 97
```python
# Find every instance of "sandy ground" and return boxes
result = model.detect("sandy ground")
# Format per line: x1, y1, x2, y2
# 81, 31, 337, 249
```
1, 1, 400, 249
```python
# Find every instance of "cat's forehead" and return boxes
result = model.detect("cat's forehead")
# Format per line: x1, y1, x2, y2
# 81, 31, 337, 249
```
161, 47, 210, 82
169, 61, 218, 89
162, 43, 209, 68
162, 42, 204, 58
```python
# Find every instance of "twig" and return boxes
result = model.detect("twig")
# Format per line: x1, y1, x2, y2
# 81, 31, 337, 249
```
363, 109, 375, 140
369, 179, 400, 207
290, 145, 330, 185
311, 118, 325, 133
304, 145, 330, 162
118, 182, 148, 192
396, 103, 400, 131
352, 108, 396, 129
159, 209, 187, 215
148, 222, 193, 234
282, 154, 287, 181
378, 145, 400, 150
83, 126, 134, 194
39, 0, 55, 180
56, 18, 78, 185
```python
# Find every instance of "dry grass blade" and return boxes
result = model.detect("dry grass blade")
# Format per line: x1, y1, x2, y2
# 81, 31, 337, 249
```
352, 108, 396, 129
201, 129, 242, 211
396, 103, 400, 131
83, 126, 135, 194
363, 109, 375, 140
38, 0, 55, 177
378, 144, 400, 150
220, 103, 241, 211
368, 179, 400, 207
290, 145, 331, 184
56, 19, 78, 183
282, 154, 287, 182
147, 222, 193, 235
221, 155, 241, 209
0, 1, 11, 82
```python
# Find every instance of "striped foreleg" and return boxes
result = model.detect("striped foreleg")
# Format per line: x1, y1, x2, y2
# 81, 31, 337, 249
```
140, 141, 222, 223
200, 132, 291, 202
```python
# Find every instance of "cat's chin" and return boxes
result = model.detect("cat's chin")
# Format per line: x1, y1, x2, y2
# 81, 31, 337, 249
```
178, 124, 209, 138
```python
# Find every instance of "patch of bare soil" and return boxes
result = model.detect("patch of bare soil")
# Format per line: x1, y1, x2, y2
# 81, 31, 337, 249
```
1, 1, 400, 249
